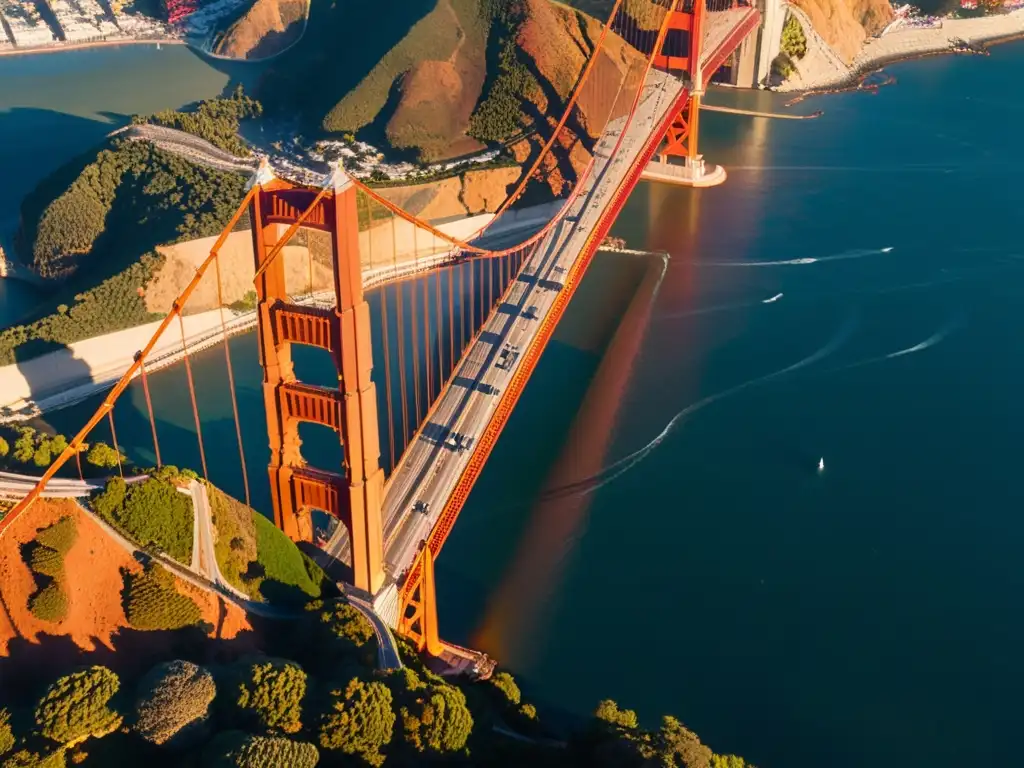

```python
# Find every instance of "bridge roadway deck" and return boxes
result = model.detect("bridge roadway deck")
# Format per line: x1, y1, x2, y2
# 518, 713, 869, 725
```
320, 67, 685, 587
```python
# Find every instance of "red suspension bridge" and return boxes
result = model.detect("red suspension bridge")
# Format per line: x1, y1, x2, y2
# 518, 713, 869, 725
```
1, 0, 759, 668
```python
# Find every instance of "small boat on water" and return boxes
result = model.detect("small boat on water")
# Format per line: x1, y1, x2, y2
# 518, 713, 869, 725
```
763, 293, 783, 304
817, 457, 825, 472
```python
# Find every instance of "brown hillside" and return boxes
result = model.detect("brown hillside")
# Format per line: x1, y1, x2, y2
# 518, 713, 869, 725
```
791, 0, 894, 63
214, 0, 308, 60
0, 500, 251, 663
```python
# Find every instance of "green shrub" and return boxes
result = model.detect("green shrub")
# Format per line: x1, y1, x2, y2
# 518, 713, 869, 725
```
712, 755, 751, 768
0, 708, 14, 756
0, 437, 8, 458
318, 677, 395, 767
1, 748, 67, 768
123, 564, 203, 631
203, 731, 319, 768
84, 442, 121, 471
780, 14, 807, 60
34, 666, 122, 746
91, 477, 192, 563
490, 671, 521, 706
29, 545, 65, 579
134, 660, 216, 747
400, 684, 473, 755
35, 517, 78, 555
307, 599, 376, 668
133, 87, 262, 158
250, 514, 322, 603
29, 580, 68, 623
468, 8, 539, 143
232, 659, 307, 735
0, 257, 163, 366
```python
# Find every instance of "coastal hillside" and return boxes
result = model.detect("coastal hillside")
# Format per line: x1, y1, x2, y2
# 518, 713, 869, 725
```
211, 0, 309, 60
791, 0, 894, 63
0, 471, 755, 766
256, 0, 644, 163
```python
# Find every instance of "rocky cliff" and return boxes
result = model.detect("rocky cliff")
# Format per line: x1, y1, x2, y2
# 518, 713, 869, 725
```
791, 0, 894, 64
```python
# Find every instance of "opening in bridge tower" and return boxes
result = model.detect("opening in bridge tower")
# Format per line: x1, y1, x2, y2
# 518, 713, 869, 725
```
248, 159, 386, 596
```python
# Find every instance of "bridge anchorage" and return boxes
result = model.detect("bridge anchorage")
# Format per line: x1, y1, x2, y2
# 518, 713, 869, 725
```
1, 0, 759, 681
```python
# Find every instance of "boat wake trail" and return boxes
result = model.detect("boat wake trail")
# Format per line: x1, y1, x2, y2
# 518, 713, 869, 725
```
540, 313, 861, 501
826, 314, 965, 374
703, 247, 893, 268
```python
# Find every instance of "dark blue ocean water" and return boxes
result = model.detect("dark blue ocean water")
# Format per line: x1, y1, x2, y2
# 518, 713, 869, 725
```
5, 39, 1024, 768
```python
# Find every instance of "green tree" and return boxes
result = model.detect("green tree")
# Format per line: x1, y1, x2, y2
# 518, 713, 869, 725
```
123, 564, 203, 631
35, 517, 78, 555
306, 599, 376, 667
31, 445, 51, 469
134, 660, 217, 747
85, 442, 121, 470
0, 708, 14, 756
233, 659, 307, 734
34, 666, 122, 746
0, 436, 8, 458
780, 15, 807, 59
91, 476, 125, 519
318, 677, 395, 767
12, 431, 35, 464
400, 684, 474, 755
712, 755, 753, 768
29, 580, 68, 623
594, 699, 638, 730
1, 748, 66, 768
654, 716, 713, 768
490, 672, 521, 706
202, 731, 319, 768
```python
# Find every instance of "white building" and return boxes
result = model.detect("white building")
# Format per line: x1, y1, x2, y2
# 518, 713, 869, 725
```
0, 0, 58, 46
48, 0, 119, 42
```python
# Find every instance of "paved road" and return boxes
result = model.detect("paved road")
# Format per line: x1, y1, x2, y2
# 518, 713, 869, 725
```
0, 471, 146, 499
346, 590, 404, 670
188, 480, 261, 602
321, 68, 685, 585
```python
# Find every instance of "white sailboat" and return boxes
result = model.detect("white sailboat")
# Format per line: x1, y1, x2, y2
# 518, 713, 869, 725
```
817, 457, 825, 472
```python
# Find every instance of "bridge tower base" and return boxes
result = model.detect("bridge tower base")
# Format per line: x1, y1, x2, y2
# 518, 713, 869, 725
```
645, 2, 729, 188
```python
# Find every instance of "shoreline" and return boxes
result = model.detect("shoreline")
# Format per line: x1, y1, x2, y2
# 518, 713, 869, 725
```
778, 8, 1024, 97
0, 36, 183, 59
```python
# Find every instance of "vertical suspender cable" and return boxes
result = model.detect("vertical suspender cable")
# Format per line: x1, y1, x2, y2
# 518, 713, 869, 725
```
410, 229, 422, 428
423, 268, 432, 406
393, 217, 410, 452
380, 284, 396, 471
75, 450, 83, 482
447, 266, 455, 379
178, 312, 209, 480
107, 410, 123, 478
138, 355, 162, 468
458, 261, 465, 353
434, 267, 443, 394
215, 252, 250, 507
468, 258, 475, 345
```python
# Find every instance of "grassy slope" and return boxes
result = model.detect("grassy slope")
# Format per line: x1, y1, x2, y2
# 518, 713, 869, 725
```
208, 485, 328, 605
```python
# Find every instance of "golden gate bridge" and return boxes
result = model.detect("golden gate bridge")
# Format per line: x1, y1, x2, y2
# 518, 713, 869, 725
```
1, 0, 760, 669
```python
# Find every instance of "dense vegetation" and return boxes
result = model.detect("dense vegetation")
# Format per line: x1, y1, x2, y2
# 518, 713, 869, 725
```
24, 517, 78, 623
0, 426, 124, 480
5, 93, 253, 365
131, 87, 262, 158
122, 562, 204, 631
0, 255, 164, 366
91, 475, 193, 564
207, 485, 328, 605
0, 593, 754, 766
467, 2, 541, 142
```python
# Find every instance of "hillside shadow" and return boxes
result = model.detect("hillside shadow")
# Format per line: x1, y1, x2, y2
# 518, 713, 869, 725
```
253, 0, 438, 133
0, 622, 258, 707
0, 107, 129, 261
8, 340, 92, 431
